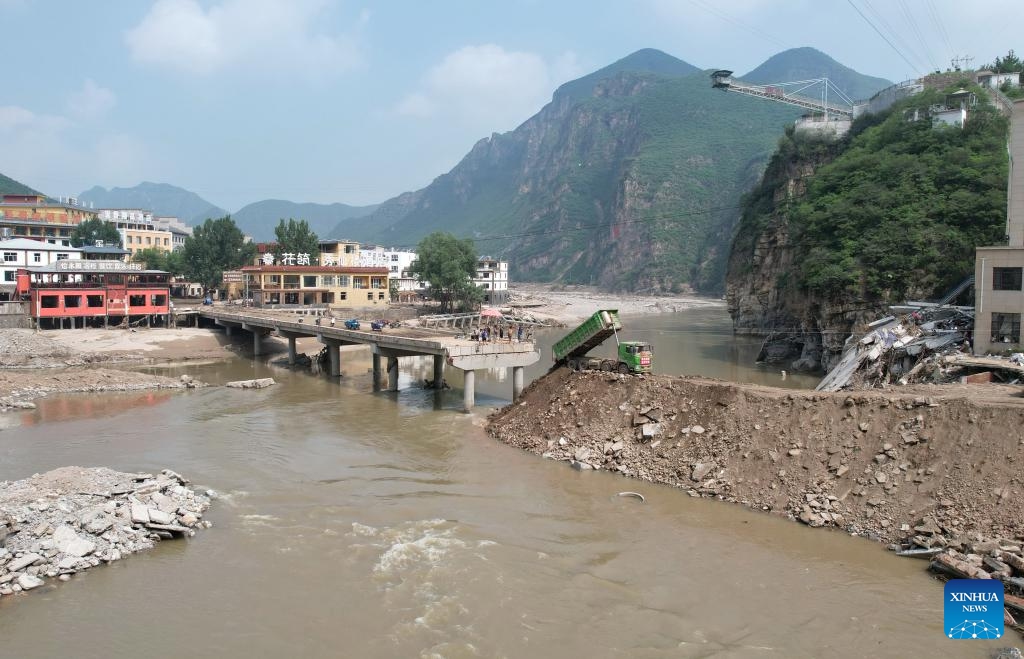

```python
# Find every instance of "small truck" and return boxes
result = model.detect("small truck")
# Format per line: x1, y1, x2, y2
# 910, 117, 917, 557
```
552, 309, 653, 374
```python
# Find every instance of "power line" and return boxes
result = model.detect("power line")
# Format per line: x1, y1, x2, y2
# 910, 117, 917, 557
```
895, 0, 940, 72
845, 0, 922, 76
683, 0, 791, 51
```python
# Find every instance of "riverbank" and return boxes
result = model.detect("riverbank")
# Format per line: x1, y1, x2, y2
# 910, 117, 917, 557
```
488, 369, 1024, 631
0, 328, 229, 411
0, 467, 213, 599
508, 284, 722, 325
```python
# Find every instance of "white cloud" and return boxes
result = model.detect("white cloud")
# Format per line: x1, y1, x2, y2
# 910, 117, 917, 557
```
0, 104, 149, 196
396, 44, 583, 131
67, 79, 116, 119
124, 0, 362, 79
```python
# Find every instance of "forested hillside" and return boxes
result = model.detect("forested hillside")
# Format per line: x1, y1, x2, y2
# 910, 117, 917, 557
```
727, 82, 1009, 371
336, 47, 891, 293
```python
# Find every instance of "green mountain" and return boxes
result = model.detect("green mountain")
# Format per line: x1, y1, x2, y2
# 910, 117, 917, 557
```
233, 199, 377, 242
78, 182, 228, 226
726, 82, 1008, 370
334, 48, 806, 292
741, 47, 891, 102
0, 173, 43, 197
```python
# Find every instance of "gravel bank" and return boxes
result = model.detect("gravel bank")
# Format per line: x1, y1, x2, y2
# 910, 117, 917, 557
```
0, 467, 213, 599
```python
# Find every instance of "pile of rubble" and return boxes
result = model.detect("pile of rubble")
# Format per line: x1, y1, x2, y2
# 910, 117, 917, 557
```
0, 467, 213, 598
816, 307, 1024, 391
892, 524, 1024, 629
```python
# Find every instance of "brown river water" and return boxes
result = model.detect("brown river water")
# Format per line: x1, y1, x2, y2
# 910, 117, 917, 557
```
0, 308, 1002, 657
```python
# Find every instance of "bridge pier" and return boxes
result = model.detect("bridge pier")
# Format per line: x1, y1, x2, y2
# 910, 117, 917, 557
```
433, 355, 444, 388
387, 356, 399, 392
513, 366, 524, 401
325, 341, 341, 377
253, 331, 264, 356
372, 353, 382, 391
463, 369, 475, 412
287, 336, 297, 365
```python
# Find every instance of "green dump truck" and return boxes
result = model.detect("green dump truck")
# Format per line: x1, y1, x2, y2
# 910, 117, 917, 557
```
552, 309, 653, 374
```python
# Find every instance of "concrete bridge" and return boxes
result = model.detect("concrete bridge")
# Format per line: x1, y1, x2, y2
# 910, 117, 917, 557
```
199, 308, 539, 411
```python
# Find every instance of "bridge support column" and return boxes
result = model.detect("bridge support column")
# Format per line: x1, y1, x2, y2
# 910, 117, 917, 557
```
253, 331, 263, 356
463, 370, 475, 412
387, 356, 399, 392
433, 355, 444, 389
372, 353, 382, 392
327, 342, 340, 377
225, 325, 233, 337
287, 336, 297, 365
512, 366, 524, 402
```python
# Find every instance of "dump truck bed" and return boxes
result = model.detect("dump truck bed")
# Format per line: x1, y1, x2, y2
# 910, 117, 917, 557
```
552, 310, 622, 363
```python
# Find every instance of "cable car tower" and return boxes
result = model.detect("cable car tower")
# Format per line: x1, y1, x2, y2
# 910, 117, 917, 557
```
710, 70, 856, 120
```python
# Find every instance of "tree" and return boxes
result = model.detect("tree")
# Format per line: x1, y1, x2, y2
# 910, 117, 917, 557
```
131, 248, 185, 275
988, 49, 1023, 73
180, 216, 255, 290
273, 218, 319, 263
70, 218, 122, 248
409, 232, 479, 313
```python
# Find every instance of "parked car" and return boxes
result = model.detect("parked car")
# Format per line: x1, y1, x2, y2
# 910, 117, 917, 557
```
371, 320, 386, 331
344, 319, 360, 330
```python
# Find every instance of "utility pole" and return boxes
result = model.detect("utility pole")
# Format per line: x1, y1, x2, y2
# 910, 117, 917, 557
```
950, 55, 974, 71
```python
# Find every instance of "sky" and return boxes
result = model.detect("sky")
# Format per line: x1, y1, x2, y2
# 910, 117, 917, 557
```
1, 0, 1018, 212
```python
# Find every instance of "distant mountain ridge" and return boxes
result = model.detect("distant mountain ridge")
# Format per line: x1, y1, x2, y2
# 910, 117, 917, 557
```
741, 47, 891, 101
78, 182, 228, 226
232, 199, 378, 242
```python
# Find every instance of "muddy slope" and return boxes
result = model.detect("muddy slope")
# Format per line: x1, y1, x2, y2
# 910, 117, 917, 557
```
487, 370, 1024, 546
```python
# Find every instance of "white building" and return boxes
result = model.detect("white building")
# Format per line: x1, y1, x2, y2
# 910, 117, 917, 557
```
153, 216, 192, 251
475, 256, 509, 305
0, 238, 81, 299
98, 208, 154, 225
358, 246, 418, 275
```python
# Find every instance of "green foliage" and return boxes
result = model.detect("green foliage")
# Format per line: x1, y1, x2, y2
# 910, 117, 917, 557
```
70, 218, 123, 248
180, 216, 255, 290
410, 232, 479, 313
986, 49, 1023, 73
131, 248, 185, 275
273, 218, 319, 262
736, 84, 1008, 307
0, 172, 42, 196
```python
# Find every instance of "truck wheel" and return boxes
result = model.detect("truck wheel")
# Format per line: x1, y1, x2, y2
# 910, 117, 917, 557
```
617, 363, 630, 374
600, 360, 614, 372
568, 358, 580, 372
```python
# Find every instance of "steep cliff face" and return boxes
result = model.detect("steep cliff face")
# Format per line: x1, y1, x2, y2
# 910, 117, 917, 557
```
342, 50, 800, 292
727, 87, 1009, 372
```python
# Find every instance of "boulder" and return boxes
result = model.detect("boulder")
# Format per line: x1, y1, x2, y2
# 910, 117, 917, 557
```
17, 574, 43, 591
225, 378, 276, 389
52, 525, 96, 557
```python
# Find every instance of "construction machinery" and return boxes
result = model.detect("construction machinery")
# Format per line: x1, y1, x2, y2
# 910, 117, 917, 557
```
552, 310, 653, 374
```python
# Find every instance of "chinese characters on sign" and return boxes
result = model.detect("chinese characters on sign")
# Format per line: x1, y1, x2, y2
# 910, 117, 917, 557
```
259, 253, 322, 266
55, 260, 143, 272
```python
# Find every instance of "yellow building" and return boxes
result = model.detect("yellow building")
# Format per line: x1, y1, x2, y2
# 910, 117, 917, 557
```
318, 239, 361, 267
241, 265, 390, 309
0, 194, 99, 246
121, 227, 174, 255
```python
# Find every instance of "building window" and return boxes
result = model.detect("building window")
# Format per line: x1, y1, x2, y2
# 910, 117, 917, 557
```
378, 292, 385, 300
991, 312, 1021, 344
303, 275, 317, 288
145, 237, 151, 245
32, 253, 41, 263
56, 253, 69, 260
3, 271, 13, 282
367, 292, 373, 301
993, 267, 1023, 291
390, 254, 399, 261
338, 275, 350, 287
2, 252, 16, 262
322, 275, 335, 287
163, 238, 169, 246
339, 291, 347, 300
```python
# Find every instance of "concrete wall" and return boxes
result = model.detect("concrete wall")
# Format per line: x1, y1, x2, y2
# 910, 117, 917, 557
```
974, 247, 1024, 354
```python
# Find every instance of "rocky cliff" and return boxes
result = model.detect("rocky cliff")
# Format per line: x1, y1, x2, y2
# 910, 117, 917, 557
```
338, 49, 806, 293
727, 86, 1009, 372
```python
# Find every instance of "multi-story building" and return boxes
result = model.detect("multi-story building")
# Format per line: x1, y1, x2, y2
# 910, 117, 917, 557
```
0, 238, 81, 299
319, 239, 361, 267
974, 96, 1024, 354
0, 193, 98, 247
475, 256, 509, 305
240, 264, 390, 309
358, 246, 417, 276
98, 209, 174, 256
153, 216, 192, 251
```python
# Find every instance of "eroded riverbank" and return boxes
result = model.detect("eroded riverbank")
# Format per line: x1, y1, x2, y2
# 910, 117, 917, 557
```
488, 369, 1024, 635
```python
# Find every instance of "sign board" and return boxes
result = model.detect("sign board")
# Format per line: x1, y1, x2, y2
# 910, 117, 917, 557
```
55, 260, 143, 272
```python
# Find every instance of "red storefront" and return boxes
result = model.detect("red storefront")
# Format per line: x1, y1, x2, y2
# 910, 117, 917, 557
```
16, 260, 171, 329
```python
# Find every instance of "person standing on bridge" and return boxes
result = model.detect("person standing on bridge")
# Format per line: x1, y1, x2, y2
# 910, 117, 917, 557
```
517, 324, 523, 342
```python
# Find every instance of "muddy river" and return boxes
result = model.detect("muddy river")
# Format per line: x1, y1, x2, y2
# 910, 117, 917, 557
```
0, 309, 1004, 657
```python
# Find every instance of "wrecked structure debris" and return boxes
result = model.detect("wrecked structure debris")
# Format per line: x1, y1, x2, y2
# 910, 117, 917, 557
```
813, 306, 1024, 391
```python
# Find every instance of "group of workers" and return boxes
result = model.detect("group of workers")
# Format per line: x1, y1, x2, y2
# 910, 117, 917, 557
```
471, 323, 530, 343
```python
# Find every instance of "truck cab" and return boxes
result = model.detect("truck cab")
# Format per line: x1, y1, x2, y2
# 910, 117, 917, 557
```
618, 341, 653, 373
